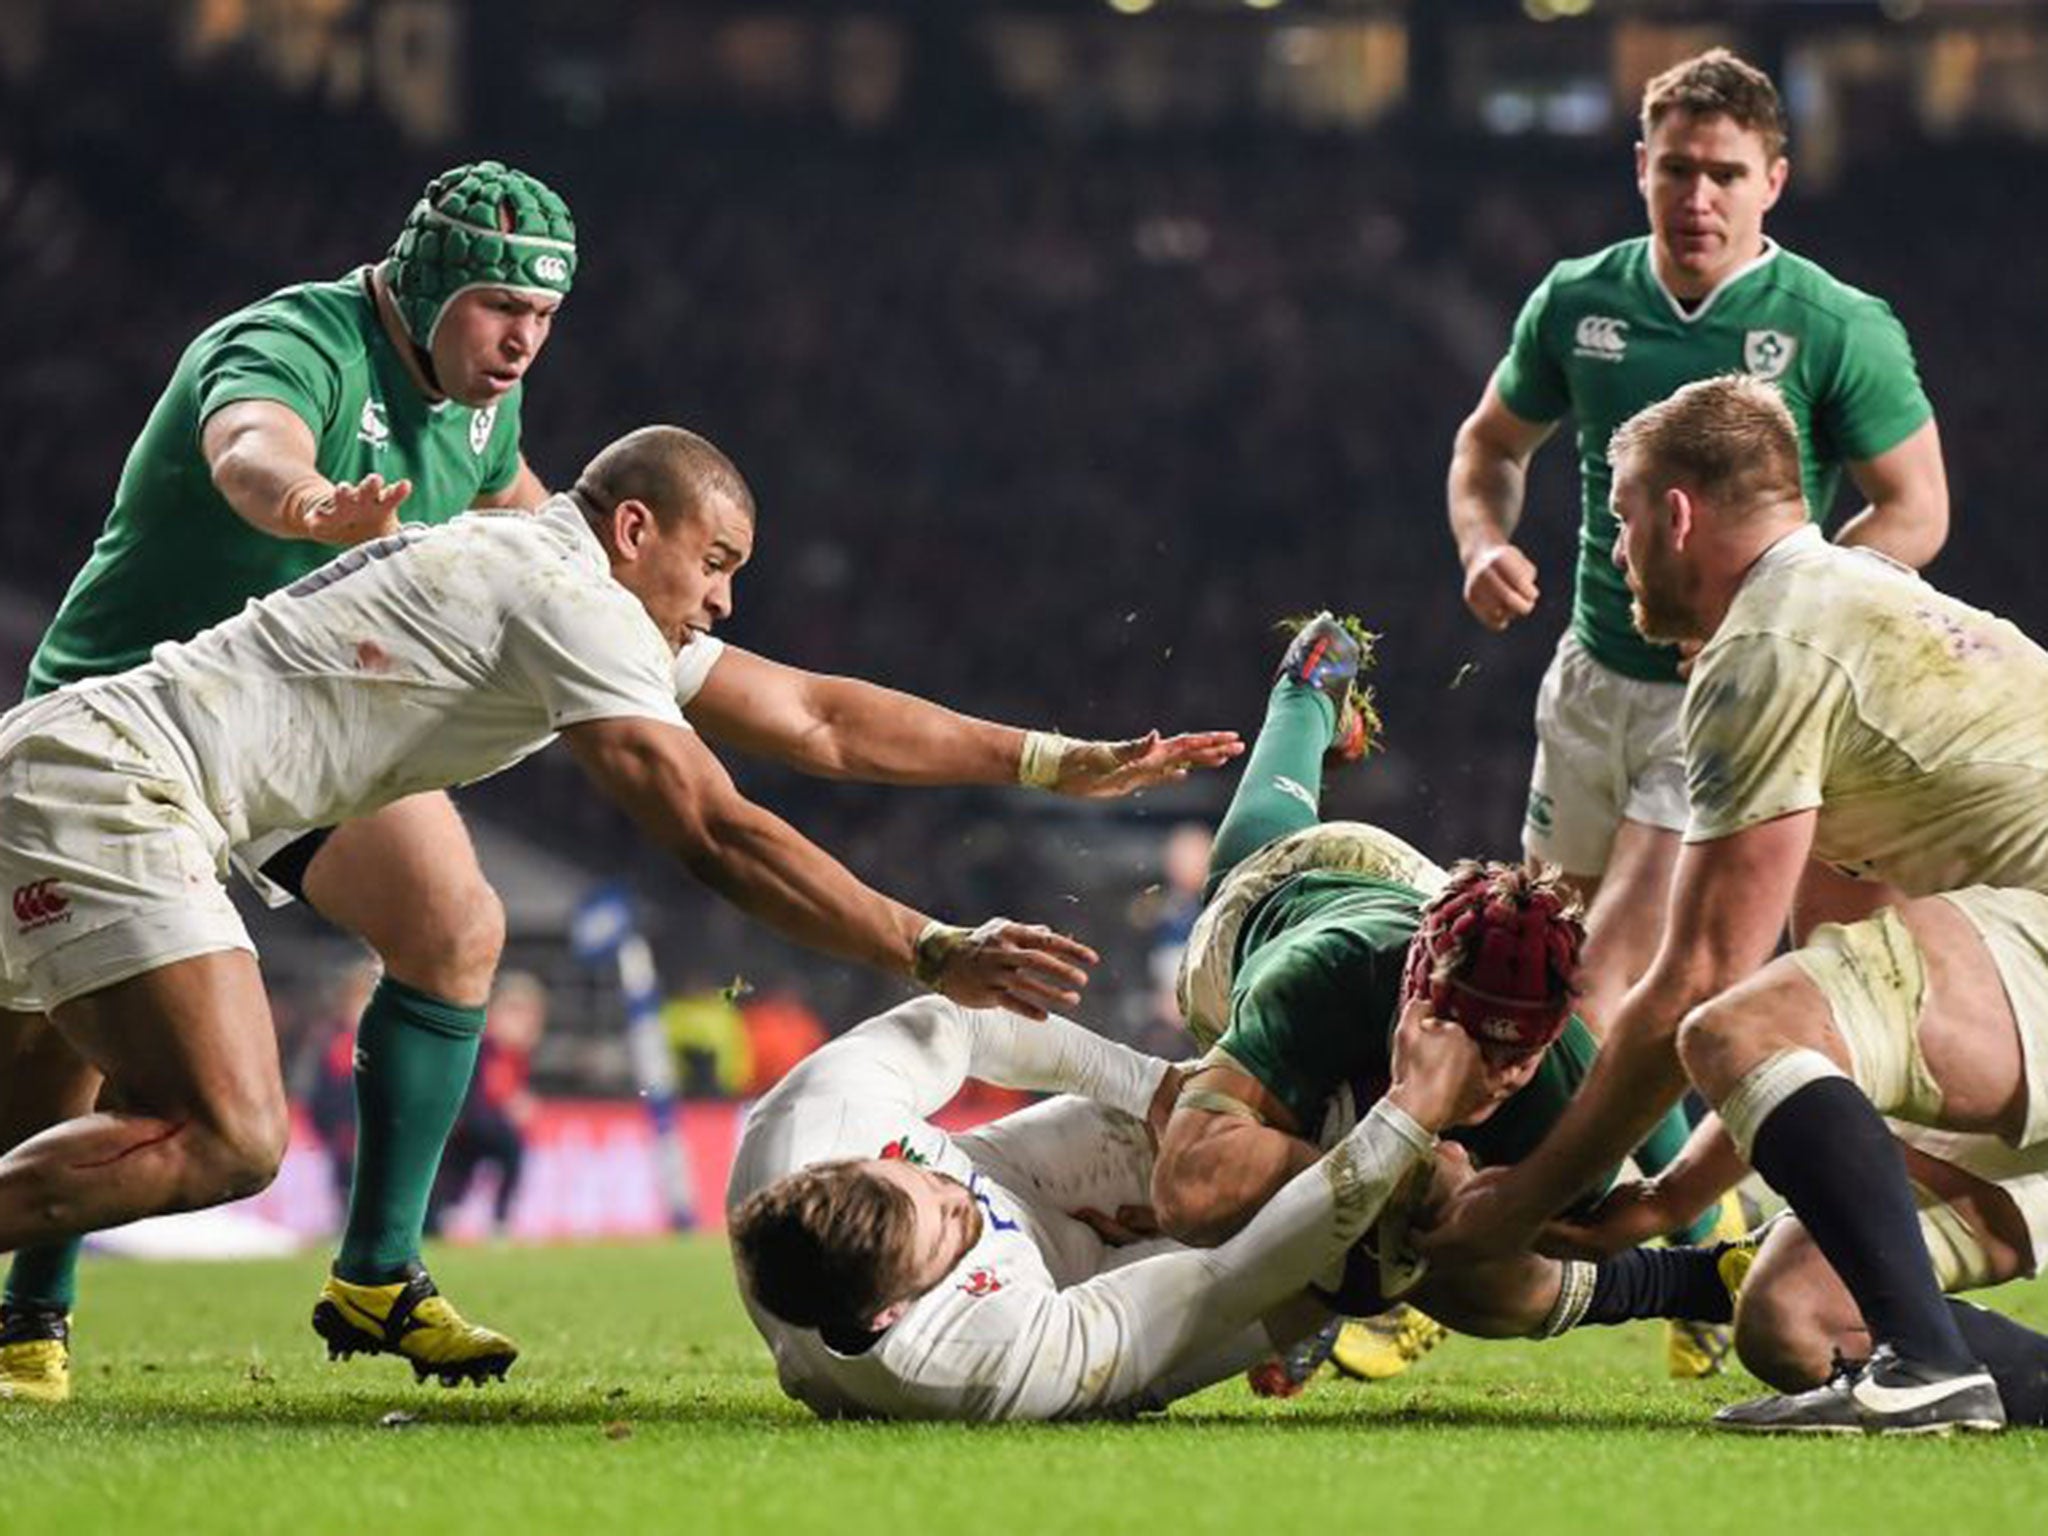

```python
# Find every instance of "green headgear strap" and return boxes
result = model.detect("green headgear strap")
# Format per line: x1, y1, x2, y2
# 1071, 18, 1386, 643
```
383, 160, 577, 350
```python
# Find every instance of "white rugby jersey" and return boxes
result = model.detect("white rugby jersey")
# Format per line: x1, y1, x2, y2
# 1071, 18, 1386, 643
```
1685, 526, 2048, 894
730, 996, 1435, 1422
65, 496, 689, 847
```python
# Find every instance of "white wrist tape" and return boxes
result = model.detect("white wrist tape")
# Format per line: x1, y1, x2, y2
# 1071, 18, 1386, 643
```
1018, 730, 1076, 789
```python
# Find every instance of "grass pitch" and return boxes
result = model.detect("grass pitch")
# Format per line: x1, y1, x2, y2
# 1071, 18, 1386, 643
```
4, 1239, 2043, 1536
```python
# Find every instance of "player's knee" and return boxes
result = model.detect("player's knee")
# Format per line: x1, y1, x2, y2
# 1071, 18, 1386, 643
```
1732, 1279, 1841, 1392
1674, 998, 1752, 1099
189, 1092, 292, 1205
376, 879, 506, 997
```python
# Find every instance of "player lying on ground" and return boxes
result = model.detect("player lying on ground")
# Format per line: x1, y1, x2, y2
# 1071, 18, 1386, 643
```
0, 426, 1124, 1325
1153, 616, 1734, 1383
1424, 376, 2048, 1436
729, 990, 1737, 1422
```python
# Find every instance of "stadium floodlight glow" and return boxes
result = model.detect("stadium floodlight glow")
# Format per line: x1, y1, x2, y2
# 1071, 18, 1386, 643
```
1107, 0, 1155, 14
1244, 0, 1285, 11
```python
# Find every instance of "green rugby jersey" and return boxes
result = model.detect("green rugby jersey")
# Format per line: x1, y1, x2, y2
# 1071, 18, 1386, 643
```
1214, 871, 1599, 1172
1494, 237, 1930, 682
29, 268, 523, 697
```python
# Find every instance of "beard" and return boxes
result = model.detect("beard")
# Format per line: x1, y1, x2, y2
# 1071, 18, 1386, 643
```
1630, 589, 1696, 646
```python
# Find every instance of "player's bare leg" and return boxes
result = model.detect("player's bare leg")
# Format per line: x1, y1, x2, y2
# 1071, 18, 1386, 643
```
1685, 896, 2038, 1432
303, 791, 503, 1009
0, 954, 287, 1249
1552, 819, 1677, 1038
1733, 1152, 2031, 1392
0, 1009, 101, 1402
296, 790, 518, 1384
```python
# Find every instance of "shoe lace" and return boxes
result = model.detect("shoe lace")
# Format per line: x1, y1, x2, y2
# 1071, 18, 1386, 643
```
1824, 1348, 1869, 1388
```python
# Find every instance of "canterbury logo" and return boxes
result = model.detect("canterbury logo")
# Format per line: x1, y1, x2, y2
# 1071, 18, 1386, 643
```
11, 879, 70, 931
1573, 315, 1628, 360
531, 253, 570, 283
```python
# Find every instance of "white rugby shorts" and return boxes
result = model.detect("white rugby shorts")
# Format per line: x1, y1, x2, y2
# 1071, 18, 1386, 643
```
1523, 632, 1688, 876
0, 693, 252, 1013
1791, 890, 2048, 1286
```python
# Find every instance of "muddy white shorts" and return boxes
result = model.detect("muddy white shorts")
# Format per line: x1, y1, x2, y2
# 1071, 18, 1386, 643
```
0, 692, 253, 1014
1791, 890, 2048, 1286
1524, 632, 1688, 876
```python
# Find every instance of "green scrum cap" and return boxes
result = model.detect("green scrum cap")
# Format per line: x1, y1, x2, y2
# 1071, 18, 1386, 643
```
383, 160, 577, 350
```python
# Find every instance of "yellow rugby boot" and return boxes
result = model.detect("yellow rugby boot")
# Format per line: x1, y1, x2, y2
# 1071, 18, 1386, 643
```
1666, 1200, 1760, 1380
1330, 1303, 1449, 1382
0, 1306, 71, 1404
312, 1265, 517, 1387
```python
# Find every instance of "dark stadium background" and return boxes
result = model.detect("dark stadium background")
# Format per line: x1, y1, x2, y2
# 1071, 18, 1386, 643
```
2, 0, 2043, 1098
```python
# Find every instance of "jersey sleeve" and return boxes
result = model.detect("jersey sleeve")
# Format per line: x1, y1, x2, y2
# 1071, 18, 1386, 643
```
193, 317, 346, 438
477, 386, 524, 497
757, 997, 978, 1126
673, 635, 728, 706
1815, 296, 1933, 464
501, 574, 688, 732
1491, 269, 1570, 426
1683, 632, 1854, 843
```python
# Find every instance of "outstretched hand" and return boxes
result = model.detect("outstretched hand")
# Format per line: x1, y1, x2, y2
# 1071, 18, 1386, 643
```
1539, 1178, 1684, 1261
931, 919, 1099, 1020
300, 473, 413, 546
1050, 731, 1243, 799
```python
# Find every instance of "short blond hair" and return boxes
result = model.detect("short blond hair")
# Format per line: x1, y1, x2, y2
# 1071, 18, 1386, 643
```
1641, 48, 1788, 160
1608, 375, 1804, 516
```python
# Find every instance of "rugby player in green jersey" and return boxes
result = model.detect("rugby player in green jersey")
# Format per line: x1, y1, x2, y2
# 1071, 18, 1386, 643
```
1444, 51, 1949, 1375
0, 160, 576, 1401
1148, 617, 1736, 1390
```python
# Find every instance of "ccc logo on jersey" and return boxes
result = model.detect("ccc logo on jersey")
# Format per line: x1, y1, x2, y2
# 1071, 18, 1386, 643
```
1573, 315, 1629, 362
11, 879, 71, 934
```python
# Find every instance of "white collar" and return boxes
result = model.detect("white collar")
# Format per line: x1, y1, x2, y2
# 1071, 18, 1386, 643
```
1650, 239, 1779, 325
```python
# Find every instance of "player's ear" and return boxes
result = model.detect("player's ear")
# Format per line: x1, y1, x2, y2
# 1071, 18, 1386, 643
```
1762, 155, 1790, 211
1633, 141, 1649, 198
869, 1297, 912, 1331
1665, 485, 1696, 549
612, 498, 656, 559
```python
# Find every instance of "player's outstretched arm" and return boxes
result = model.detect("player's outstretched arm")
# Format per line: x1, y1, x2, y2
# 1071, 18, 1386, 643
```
1542, 1112, 1749, 1260
1420, 811, 1812, 1266
202, 400, 412, 546
561, 715, 1095, 1018
1447, 380, 1554, 633
684, 646, 1240, 795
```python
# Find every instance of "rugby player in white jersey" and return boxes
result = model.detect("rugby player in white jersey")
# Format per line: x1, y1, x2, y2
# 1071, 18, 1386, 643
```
0, 427, 1125, 1265
1425, 376, 2048, 1435
728, 993, 1508, 1422
730, 869, 1753, 1423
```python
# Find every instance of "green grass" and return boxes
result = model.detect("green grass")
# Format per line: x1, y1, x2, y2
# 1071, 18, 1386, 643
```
5, 1240, 2044, 1535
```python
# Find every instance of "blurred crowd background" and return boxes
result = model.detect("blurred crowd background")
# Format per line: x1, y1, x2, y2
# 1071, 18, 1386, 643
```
3, 1, 2045, 1207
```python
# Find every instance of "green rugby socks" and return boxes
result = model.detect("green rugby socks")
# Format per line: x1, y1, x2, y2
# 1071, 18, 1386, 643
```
4, 1239, 81, 1315
1207, 681, 1334, 899
333, 977, 487, 1284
